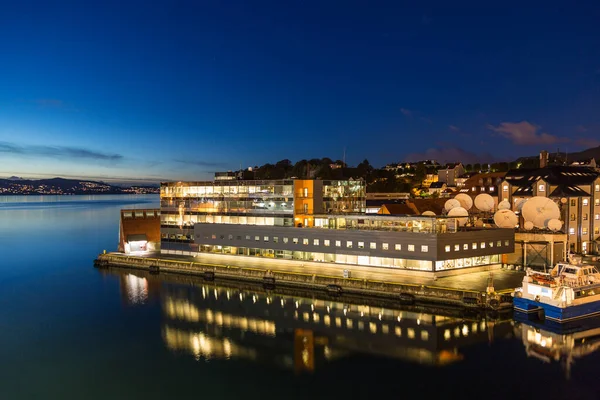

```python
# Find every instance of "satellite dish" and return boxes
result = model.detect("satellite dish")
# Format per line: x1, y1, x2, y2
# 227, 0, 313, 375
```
454, 193, 473, 210
521, 196, 561, 229
493, 209, 518, 228
447, 206, 468, 226
515, 199, 527, 212
474, 194, 494, 212
560, 198, 567, 204
523, 221, 534, 230
498, 200, 511, 210
422, 211, 436, 216
547, 219, 563, 231
444, 199, 461, 212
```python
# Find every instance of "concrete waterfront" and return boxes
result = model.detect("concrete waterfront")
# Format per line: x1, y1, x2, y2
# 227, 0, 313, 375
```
94, 251, 524, 311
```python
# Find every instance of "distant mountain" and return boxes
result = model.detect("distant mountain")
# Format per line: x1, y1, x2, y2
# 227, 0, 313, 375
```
514, 145, 600, 167
0, 177, 159, 195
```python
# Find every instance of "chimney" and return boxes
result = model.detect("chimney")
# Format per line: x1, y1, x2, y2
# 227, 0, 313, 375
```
540, 150, 549, 168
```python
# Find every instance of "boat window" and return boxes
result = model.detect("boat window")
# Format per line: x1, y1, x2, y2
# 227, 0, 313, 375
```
593, 268, 599, 274
564, 268, 578, 274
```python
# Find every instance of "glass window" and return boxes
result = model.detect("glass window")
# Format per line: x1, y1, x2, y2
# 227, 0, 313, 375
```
293, 238, 299, 244
583, 199, 589, 206
382, 243, 389, 250
370, 242, 376, 249
264, 236, 269, 242
571, 199, 576, 207
273, 237, 279, 243
464, 244, 469, 250
358, 242, 364, 249
489, 242, 494, 248
228, 234, 233, 240
584, 214, 588, 221
503, 185, 508, 192
480, 242, 485, 249
255, 236, 260, 241
472, 243, 477, 249
505, 240, 510, 246
583, 228, 588, 235
324, 240, 330, 246
421, 245, 428, 252
347, 241, 353, 248
570, 214, 575, 221
335, 240, 341, 247
596, 214, 599, 220
313, 239, 319, 246
596, 199, 600, 206
211, 234, 216, 239
395, 244, 401, 251
245, 235, 251, 240
408, 245, 415, 252
538, 184, 545, 192
454, 244, 460, 251
445, 245, 451, 252
283, 237, 289, 243
596, 184, 600, 192
303, 238, 309, 245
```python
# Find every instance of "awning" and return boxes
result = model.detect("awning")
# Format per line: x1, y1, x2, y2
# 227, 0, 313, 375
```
127, 234, 148, 242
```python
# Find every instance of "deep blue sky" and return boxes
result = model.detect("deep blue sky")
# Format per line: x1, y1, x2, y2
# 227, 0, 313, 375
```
1, 0, 599, 183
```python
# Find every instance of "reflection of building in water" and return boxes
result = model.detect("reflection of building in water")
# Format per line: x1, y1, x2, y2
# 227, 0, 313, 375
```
118, 273, 161, 305
514, 318, 600, 379
159, 282, 513, 370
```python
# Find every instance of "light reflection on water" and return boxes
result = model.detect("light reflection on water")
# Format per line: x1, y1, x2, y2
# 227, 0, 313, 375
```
1, 195, 600, 400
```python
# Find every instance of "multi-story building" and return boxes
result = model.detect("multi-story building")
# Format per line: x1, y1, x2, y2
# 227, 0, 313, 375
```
160, 177, 514, 275
438, 163, 465, 187
498, 165, 600, 254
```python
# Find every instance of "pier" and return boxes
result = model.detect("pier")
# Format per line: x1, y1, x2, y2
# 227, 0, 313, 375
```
94, 252, 524, 311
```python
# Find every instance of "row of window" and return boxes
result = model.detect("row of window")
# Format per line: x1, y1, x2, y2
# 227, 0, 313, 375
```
570, 213, 600, 221
444, 240, 509, 252
569, 227, 599, 235
206, 234, 510, 253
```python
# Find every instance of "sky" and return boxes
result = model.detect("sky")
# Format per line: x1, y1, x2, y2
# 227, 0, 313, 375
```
1, 0, 599, 183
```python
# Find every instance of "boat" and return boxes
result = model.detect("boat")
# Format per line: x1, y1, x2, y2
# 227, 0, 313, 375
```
513, 254, 600, 322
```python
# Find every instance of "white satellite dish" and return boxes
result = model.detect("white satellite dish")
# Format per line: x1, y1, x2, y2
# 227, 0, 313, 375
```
521, 196, 561, 229
474, 193, 494, 212
493, 209, 518, 228
523, 221, 534, 230
515, 199, 528, 212
422, 210, 436, 216
547, 219, 563, 231
454, 193, 473, 210
444, 199, 461, 212
498, 200, 511, 210
447, 206, 469, 226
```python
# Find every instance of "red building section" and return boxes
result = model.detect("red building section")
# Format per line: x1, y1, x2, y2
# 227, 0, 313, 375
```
118, 209, 161, 253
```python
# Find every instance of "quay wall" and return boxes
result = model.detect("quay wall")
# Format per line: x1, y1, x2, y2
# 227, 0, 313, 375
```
94, 253, 513, 310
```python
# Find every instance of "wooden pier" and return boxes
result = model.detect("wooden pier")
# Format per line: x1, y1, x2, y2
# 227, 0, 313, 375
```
94, 253, 520, 310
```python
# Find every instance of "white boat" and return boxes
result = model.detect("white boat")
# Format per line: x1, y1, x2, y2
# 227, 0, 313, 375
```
513, 255, 600, 322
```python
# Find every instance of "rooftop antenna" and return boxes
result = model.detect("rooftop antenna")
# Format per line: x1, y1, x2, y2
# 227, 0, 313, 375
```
343, 146, 346, 167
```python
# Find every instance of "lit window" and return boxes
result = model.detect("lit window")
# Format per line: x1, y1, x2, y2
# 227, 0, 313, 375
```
245, 235, 251, 240
395, 244, 401, 251
584, 214, 588, 221
489, 187, 495, 192
505, 240, 510, 246
408, 245, 415, 252
273, 237, 279, 243
569, 228, 575, 235
596, 199, 600, 206
471, 187, 476, 192
454, 244, 460, 251
370, 242, 376, 249
497, 241, 502, 247
463, 244, 469, 250
407, 328, 415, 339
503, 186, 508, 192
445, 245, 451, 252
255, 236, 260, 241
472, 243, 477, 249
358, 241, 365, 249
538, 184, 545, 192
583, 228, 588, 235
421, 245, 428, 252
347, 241, 353, 248
596, 228, 599, 235
480, 242, 485, 249
283, 237, 289, 243
335, 240, 341, 247
421, 331, 429, 341
571, 199, 576, 207
570, 214, 575, 221
596, 184, 599, 192
596, 214, 599, 220
293, 238, 298, 244
211, 234, 217, 239
489, 242, 494, 248
303, 238, 309, 245
228, 234, 233, 240
324, 240, 330, 246
313, 239, 319, 246
382, 243, 389, 250
584, 199, 589, 206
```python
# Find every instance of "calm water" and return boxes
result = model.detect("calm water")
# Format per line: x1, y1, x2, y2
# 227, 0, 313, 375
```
1, 195, 600, 400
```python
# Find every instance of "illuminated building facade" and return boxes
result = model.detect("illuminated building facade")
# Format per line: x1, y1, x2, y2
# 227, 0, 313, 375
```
160, 178, 513, 273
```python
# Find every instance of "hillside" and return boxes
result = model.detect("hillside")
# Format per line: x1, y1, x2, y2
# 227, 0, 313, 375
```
0, 177, 159, 195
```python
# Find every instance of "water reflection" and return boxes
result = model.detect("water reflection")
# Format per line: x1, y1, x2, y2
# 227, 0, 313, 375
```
110, 269, 516, 372
514, 315, 600, 380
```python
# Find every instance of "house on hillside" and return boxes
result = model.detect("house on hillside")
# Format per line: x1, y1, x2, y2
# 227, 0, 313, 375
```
428, 181, 447, 196
437, 163, 465, 187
